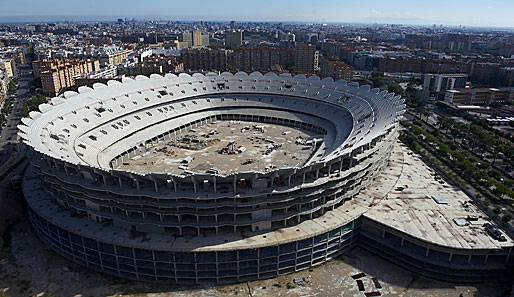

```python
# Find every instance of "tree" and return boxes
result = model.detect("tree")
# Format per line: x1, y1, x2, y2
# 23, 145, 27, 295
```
387, 82, 403, 96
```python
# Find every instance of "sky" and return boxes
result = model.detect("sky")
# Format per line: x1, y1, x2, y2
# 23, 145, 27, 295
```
0, 0, 513, 28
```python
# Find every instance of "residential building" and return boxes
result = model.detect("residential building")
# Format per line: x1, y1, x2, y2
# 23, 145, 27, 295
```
232, 47, 295, 71
320, 58, 353, 82
294, 43, 319, 74
40, 59, 100, 96
0, 59, 16, 78
225, 31, 243, 48
181, 48, 230, 71
193, 31, 203, 47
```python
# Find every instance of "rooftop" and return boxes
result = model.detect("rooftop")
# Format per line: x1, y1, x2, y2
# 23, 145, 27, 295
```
363, 145, 513, 250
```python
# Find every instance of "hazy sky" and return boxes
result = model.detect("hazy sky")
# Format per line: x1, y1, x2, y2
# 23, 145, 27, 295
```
1, 0, 513, 27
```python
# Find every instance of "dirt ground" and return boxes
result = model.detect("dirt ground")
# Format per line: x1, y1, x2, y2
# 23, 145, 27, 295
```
115, 120, 317, 175
0, 217, 511, 297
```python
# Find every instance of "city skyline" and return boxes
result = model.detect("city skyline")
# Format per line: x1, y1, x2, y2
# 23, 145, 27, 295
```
1, 0, 514, 28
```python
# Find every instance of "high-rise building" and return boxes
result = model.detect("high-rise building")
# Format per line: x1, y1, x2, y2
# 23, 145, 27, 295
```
181, 48, 230, 71
193, 31, 203, 47
232, 47, 295, 71
39, 59, 100, 96
0, 59, 16, 78
179, 32, 193, 47
225, 31, 243, 48
320, 58, 353, 82
294, 44, 319, 74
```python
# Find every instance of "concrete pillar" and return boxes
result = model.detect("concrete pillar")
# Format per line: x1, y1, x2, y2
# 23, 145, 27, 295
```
288, 175, 291, 186
64, 166, 69, 175
328, 164, 332, 175
485, 254, 488, 264
425, 246, 430, 258
192, 176, 197, 193
449, 252, 453, 262
302, 172, 306, 183
213, 176, 217, 193
135, 179, 140, 190
315, 168, 319, 179
233, 175, 237, 192
102, 174, 107, 186
118, 177, 123, 189
468, 254, 472, 264
154, 180, 159, 193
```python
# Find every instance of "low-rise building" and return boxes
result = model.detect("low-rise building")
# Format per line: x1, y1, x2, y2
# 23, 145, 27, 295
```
444, 87, 514, 105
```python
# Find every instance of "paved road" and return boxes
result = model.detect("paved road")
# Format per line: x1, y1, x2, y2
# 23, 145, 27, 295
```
0, 61, 32, 162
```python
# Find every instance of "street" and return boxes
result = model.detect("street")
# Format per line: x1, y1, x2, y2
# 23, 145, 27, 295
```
0, 60, 32, 162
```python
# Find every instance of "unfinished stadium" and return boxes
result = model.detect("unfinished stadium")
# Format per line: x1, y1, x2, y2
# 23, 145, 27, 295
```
18, 72, 514, 284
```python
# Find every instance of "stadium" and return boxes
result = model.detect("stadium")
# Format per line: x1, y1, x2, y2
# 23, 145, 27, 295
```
18, 72, 514, 284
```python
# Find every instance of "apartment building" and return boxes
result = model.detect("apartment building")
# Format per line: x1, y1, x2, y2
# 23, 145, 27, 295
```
232, 47, 295, 71
320, 58, 353, 82
181, 48, 230, 71
40, 59, 100, 96
225, 31, 243, 48
0, 59, 16, 78
294, 43, 319, 74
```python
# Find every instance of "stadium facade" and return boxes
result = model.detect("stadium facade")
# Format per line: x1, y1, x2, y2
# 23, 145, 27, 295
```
19, 72, 514, 284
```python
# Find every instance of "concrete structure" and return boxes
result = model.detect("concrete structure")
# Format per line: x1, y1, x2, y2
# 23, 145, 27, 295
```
99, 49, 132, 66
0, 59, 16, 78
320, 58, 353, 82
19, 71, 514, 284
444, 87, 514, 105
225, 31, 243, 48
181, 49, 230, 71
193, 31, 203, 47
295, 44, 318, 74
232, 47, 295, 71
39, 59, 100, 96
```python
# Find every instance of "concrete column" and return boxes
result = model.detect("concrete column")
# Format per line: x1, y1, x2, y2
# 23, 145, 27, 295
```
449, 252, 453, 262
233, 175, 237, 192
302, 172, 306, 183
468, 254, 472, 264
154, 180, 159, 193
315, 168, 319, 179
484, 254, 488, 264
135, 179, 140, 190
425, 246, 430, 258
64, 166, 69, 175
192, 176, 197, 193
328, 164, 332, 175
213, 176, 217, 193
102, 174, 107, 186
288, 175, 291, 186
118, 177, 123, 189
